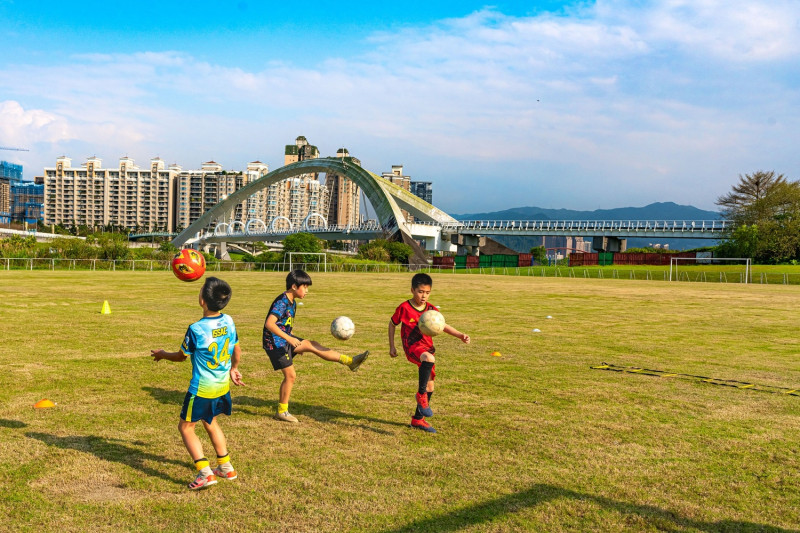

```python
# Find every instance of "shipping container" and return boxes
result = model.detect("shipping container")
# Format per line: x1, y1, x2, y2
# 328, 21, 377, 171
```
598, 252, 614, 266
466, 255, 479, 268
454, 256, 467, 268
518, 253, 532, 267
479, 254, 492, 267
568, 253, 599, 266
432, 256, 454, 266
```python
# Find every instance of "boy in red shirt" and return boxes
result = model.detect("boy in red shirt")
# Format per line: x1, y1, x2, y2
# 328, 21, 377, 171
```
388, 273, 470, 433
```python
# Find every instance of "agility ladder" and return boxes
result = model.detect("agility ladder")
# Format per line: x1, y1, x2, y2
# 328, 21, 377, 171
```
591, 363, 799, 396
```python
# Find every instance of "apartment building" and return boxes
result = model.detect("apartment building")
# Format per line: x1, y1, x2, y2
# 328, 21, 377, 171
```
274, 136, 329, 229
0, 178, 10, 222
326, 148, 361, 226
173, 161, 265, 231
42, 156, 176, 231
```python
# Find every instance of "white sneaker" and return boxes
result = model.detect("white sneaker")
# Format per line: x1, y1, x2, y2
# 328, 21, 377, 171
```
274, 411, 299, 423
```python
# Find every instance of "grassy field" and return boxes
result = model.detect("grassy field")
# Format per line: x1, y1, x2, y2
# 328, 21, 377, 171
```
1, 271, 799, 532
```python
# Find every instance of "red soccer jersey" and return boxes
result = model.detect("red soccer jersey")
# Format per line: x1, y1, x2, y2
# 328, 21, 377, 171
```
391, 300, 439, 360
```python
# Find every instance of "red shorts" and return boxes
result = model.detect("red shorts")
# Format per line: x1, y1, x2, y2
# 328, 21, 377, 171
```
404, 349, 436, 381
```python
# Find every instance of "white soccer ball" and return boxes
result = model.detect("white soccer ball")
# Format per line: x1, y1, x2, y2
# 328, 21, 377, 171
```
418, 310, 446, 337
330, 316, 355, 340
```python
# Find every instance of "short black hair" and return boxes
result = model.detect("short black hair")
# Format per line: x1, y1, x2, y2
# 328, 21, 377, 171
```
286, 269, 313, 290
201, 277, 232, 312
412, 272, 433, 289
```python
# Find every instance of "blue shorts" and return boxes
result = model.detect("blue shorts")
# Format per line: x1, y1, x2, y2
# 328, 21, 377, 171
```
180, 391, 232, 424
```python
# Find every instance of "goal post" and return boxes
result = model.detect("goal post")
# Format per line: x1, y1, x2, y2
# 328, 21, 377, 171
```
287, 252, 327, 272
669, 256, 751, 283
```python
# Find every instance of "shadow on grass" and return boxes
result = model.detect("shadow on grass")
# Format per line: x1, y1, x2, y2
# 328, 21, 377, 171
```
236, 396, 407, 435
380, 484, 798, 533
141, 386, 184, 405
0, 419, 27, 428
141, 388, 406, 435
26, 432, 187, 487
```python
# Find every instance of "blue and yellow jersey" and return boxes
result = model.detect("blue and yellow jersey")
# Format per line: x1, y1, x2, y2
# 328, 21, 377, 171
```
262, 293, 296, 351
180, 314, 239, 399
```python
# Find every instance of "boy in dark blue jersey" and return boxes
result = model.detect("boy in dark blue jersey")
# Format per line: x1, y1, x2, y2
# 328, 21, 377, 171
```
150, 277, 245, 490
264, 269, 368, 423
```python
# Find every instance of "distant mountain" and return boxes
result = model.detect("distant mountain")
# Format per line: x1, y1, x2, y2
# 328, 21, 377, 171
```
450, 202, 722, 252
452, 202, 720, 221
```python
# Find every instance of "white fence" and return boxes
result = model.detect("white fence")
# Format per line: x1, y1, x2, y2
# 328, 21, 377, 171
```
2, 257, 799, 284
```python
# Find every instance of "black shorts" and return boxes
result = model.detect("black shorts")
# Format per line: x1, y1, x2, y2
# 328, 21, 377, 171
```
266, 336, 304, 370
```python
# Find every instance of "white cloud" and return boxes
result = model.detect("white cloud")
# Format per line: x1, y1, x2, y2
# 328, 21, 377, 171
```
0, 100, 71, 146
0, 1, 798, 211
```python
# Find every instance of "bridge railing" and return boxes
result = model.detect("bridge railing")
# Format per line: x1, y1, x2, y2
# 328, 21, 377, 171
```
420, 220, 730, 233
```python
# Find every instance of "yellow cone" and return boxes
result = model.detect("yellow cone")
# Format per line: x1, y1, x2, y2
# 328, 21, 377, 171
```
34, 399, 56, 409
491, 351, 502, 357
101, 300, 111, 315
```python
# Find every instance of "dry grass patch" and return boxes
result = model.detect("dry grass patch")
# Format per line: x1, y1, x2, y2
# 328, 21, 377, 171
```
0, 271, 799, 531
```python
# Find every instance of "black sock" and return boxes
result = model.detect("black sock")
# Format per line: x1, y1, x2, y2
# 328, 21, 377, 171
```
412, 408, 423, 420
427, 391, 433, 403
418, 362, 434, 395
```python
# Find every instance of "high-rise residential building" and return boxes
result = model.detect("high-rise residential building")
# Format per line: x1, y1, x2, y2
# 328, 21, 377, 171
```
270, 136, 329, 229
174, 161, 265, 231
326, 148, 361, 226
381, 165, 414, 222
0, 177, 10, 223
42, 156, 176, 231
244, 161, 270, 223
410, 181, 433, 205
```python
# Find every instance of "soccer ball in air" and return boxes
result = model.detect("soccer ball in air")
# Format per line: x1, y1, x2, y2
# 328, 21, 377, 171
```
171, 249, 206, 282
418, 310, 446, 336
330, 316, 355, 341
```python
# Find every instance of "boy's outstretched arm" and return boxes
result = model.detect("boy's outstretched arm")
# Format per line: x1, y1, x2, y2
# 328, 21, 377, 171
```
150, 349, 188, 362
443, 325, 470, 344
388, 320, 398, 357
230, 343, 245, 386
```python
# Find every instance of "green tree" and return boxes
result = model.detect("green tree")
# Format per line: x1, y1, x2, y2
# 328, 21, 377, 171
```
282, 232, 323, 263
717, 171, 800, 263
530, 245, 547, 265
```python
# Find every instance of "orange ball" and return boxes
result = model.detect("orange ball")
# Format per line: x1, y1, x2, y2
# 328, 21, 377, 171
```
171, 249, 206, 282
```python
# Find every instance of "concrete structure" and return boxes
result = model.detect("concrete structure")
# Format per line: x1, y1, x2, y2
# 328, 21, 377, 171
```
42, 156, 176, 231
172, 157, 460, 265
326, 148, 361, 226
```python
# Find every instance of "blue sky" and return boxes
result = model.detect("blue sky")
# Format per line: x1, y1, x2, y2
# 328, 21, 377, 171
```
1, 0, 799, 214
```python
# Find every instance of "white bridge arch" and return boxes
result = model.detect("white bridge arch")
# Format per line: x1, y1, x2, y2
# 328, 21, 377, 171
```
172, 157, 458, 264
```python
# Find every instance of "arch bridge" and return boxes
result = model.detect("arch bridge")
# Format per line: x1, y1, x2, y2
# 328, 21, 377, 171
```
169, 157, 729, 262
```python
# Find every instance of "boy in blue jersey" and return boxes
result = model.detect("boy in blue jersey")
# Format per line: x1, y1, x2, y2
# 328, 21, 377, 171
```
264, 269, 368, 423
151, 276, 245, 490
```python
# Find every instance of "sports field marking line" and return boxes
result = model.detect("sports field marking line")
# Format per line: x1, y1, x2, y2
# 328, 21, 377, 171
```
591, 363, 799, 397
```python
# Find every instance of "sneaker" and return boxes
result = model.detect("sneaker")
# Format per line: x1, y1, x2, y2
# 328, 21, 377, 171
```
348, 351, 369, 372
188, 472, 217, 490
274, 411, 299, 423
410, 417, 437, 433
213, 466, 238, 480
415, 392, 433, 417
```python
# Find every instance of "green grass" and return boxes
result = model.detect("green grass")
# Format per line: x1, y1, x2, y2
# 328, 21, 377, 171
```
1, 271, 799, 532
